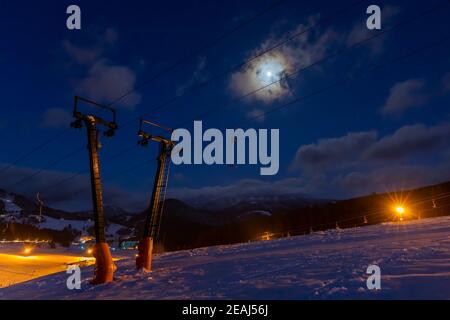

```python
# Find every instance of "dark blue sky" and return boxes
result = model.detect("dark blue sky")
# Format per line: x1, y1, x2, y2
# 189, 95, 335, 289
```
1, 0, 450, 211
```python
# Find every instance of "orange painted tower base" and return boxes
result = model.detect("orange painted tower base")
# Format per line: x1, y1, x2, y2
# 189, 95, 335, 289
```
92, 242, 115, 284
136, 237, 153, 272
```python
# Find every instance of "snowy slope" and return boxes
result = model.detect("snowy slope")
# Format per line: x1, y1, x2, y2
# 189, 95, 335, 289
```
0, 214, 127, 239
37, 215, 125, 235
1, 215, 450, 299
0, 195, 22, 215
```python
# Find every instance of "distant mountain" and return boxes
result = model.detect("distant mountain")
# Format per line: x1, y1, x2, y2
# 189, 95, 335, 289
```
0, 188, 330, 232
0, 189, 132, 244
72, 205, 136, 219
129, 199, 217, 227
0, 189, 87, 220
3, 180, 450, 251
186, 192, 328, 210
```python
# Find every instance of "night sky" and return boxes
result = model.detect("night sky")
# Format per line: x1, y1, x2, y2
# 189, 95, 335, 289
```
1, 0, 450, 212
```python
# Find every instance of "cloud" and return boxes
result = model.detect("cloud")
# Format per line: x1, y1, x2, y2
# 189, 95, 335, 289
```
291, 131, 378, 173
0, 165, 147, 212
168, 178, 314, 207
63, 28, 118, 65
64, 28, 141, 109
76, 60, 142, 109
20, 121, 442, 209
170, 121, 450, 203
347, 23, 382, 55
169, 159, 450, 204
228, 15, 341, 106
41, 108, 73, 129
337, 162, 450, 197
228, 51, 293, 104
63, 40, 103, 65
228, 5, 397, 112
246, 109, 266, 122
292, 122, 450, 173
380, 78, 428, 115
288, 121, 450, 198
364, 123, 450, 160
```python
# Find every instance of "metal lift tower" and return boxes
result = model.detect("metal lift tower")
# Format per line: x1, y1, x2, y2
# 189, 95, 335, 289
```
71, 96, 118, 284
136, 118, 174, 272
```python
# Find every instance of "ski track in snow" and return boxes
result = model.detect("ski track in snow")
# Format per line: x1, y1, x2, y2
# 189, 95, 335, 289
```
1, 216, 450, 299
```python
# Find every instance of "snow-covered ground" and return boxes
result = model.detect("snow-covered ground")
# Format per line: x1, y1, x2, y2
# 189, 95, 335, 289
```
37, 215, 125, 235
1, 216, 450, 299
0, 214, 127, 240
0, 195, 22, 215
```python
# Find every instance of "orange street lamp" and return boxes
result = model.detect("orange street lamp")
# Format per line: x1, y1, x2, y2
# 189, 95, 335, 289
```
22, 247, 32, 256
395, 206, 406, 221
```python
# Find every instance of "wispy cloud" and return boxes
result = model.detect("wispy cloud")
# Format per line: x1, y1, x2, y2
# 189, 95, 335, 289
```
363, 123, 450, 160
246, 109, 266, 122
63, 28, 117, 65
168, 178, 313, 207
291, 131, 378, 173
347, 4, 401, 56
76, 60, 141, 109
228, 15, 341, 107
176, 57, 208, 96
336, 162, 450, 197
380, 78, 428, 115
291, 122, 450, 174
63, 28, 141, 109
287, 121, 450, 197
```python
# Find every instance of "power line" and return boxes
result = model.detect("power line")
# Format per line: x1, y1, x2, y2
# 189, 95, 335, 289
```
176, 0, 449, 127
246, 30, 450, 123
118, 0, 370, 129
66, 29, 450, 207
0, 1, 286, 177
107, 0, 286, 107
6, 119, 139, 193
9, 1, 447, 207
33, 1, 449, 201
40, 144, 139, 195
87, 0, 370, 170
32, 0, 372, 196
6, 145, 85, 190
0, 128, 72, 175
1, 0, 369, 186
63, 158, 157, 201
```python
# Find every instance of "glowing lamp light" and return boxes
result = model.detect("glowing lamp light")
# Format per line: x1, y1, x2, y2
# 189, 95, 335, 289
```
23, 247, 32, 255
395, 205, 406, 222
261, 231, 272, 241
396, 206, 405, 214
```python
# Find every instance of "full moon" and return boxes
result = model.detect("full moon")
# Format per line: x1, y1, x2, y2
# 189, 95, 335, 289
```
229, 51, 292, 103
257, 58, 285, 86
